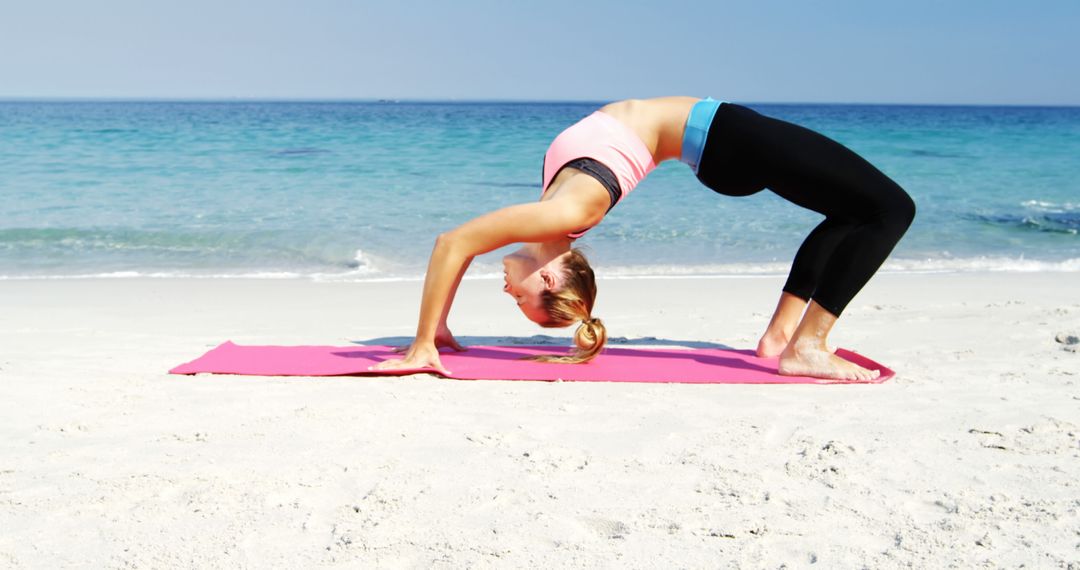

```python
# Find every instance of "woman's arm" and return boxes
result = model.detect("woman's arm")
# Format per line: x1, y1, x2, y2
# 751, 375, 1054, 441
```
371, 198, 596, 374
394, 256, 470, 354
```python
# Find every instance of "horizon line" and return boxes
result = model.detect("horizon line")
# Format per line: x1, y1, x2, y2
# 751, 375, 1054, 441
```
1, 96, 1079, 109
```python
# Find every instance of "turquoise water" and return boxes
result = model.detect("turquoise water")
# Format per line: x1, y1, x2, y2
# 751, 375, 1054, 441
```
2, 101, 1078, 280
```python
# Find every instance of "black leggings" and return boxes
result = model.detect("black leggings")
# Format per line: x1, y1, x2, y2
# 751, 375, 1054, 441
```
696, 103, 915, 316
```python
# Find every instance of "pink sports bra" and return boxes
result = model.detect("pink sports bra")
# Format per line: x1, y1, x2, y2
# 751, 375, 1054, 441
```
541, 111, 657, 238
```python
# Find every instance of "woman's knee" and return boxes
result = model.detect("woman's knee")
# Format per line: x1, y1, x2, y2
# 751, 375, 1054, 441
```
888, 189, 916, 231
866, 180, 915, 233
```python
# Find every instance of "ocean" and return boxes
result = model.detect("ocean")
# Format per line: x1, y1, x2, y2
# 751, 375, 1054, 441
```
2, 100, 1078, 281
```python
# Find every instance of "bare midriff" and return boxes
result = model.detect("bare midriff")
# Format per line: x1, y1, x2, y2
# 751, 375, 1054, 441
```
598, 97, 699, 164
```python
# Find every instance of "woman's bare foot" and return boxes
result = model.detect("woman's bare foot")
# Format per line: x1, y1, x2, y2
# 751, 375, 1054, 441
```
778, 340, 879, 381
775, 300, 879, 381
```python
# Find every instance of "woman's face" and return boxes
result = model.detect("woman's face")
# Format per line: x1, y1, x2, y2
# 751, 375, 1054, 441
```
502, 248, 561, 324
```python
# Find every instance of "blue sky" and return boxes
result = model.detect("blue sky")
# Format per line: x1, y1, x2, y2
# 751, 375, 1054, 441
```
1, 0, 1077, 104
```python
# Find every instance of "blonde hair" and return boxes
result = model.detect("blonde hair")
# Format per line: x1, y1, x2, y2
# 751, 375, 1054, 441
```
528, 247, 607, 364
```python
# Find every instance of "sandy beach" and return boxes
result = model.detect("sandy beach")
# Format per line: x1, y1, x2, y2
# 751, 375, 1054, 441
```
1, 272, 1077, 568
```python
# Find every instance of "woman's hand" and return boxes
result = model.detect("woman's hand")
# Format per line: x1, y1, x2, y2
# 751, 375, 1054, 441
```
392, 323, 467, 354
369, 340, 453, 376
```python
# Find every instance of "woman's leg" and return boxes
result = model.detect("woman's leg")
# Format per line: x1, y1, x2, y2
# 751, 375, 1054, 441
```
766, 112, 914, 378
700, 103, 915, 378
756, 291, 809, 357
757, 217, 856, 357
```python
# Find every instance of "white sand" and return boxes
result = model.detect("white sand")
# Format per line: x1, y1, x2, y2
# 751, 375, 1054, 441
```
1, 272, 1078, 568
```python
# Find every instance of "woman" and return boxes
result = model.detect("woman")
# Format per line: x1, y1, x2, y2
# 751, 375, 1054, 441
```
371, 97, 915, 381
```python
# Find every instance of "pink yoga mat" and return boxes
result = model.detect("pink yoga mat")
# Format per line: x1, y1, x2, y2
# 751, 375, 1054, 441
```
170, 342, 894, 384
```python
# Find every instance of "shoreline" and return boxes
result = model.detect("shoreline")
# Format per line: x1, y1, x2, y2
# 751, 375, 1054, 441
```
2, 255, 1080, 283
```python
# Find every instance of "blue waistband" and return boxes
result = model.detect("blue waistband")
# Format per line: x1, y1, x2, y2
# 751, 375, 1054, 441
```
680, 97, 724, 174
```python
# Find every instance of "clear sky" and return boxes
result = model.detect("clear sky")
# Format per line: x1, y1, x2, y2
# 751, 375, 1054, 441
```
1, 0, 1077, 105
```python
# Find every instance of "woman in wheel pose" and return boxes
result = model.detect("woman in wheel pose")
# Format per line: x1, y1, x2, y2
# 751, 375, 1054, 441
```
372, 97, 915, 381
